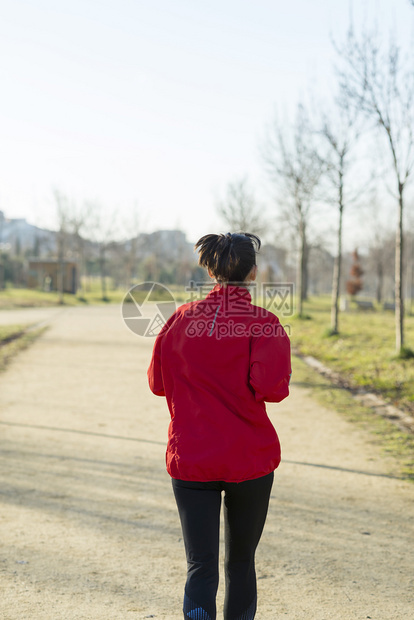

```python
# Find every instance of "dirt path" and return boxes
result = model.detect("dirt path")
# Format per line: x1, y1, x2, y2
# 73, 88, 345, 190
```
0, 305, 412, 620
0, 306, 66, 326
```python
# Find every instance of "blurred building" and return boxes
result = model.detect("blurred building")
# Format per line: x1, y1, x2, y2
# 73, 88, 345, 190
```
27, 259, 78, 294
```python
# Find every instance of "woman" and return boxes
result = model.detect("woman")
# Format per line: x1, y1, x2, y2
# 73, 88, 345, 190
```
147, 232, 291, 620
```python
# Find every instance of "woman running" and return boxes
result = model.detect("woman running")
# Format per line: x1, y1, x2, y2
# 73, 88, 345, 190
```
147, 232, 291, 620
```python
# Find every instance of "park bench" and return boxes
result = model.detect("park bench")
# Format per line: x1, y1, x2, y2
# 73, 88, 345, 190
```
354, 300, 375, 310
383, 302, 395, 311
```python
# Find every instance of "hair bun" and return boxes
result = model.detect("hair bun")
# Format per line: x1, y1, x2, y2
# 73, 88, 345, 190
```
195, 232, 260, 284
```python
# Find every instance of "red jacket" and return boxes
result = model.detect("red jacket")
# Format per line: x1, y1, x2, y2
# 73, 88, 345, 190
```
147, 284, 291, 482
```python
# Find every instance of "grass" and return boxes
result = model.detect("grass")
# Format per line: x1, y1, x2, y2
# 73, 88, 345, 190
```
285, 296, 414, 415
291, 354, 414, 481
0, 281, 197, 309
0, 284, 127, 309
0, 324, 26, 342
0, 324, 47, 372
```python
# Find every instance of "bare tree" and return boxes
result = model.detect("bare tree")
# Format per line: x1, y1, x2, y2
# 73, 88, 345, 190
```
367, 229, 395, 304
68, 201, 95, 298
363, 194, 395, 305
262, 104, 322, 317
121, 203, 145, 288
217, 177, 266, 235
318, 101, 361, 334
406, 212, 414, 315
53, 189, 70, 304
336, 26, 414, 355
85, 202, 119, 300
53, 191, 97, 299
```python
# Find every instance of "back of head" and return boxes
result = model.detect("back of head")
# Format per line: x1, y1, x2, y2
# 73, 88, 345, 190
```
195, 232, 261, 284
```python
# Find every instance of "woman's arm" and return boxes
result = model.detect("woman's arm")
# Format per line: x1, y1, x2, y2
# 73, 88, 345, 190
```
249, 319, 291, 403
147, 329, 165, 396
147, 311, 178, 396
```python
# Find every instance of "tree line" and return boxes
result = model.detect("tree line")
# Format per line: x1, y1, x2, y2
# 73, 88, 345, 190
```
218, 18, 414, 358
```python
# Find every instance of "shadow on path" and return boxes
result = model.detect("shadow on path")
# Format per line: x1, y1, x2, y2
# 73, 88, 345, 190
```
1, 420, 404, 481
283, 459, 405, 480
0, 419, 165, 446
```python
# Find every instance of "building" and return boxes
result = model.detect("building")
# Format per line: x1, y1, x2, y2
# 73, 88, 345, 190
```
27, 259, 78, 294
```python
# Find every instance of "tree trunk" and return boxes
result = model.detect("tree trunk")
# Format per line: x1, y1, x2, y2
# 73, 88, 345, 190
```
409, 253, 413, 316
76, 235, 84, 296
395, 186, 404, 353
100, 245, 107, 300
376, 261, 383, 305
331, 203, 343, 334
57, 231, 64, 305
297, 218, 306, 316
302, 243, 310, 301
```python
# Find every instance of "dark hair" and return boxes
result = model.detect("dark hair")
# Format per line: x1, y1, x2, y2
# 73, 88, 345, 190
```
195, 232, 261, 283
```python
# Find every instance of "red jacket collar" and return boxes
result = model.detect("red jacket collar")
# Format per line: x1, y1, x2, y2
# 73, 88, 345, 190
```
206, 283, 252, 305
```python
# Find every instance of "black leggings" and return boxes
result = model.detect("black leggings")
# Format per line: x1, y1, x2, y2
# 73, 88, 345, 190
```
172, 472, 274, 620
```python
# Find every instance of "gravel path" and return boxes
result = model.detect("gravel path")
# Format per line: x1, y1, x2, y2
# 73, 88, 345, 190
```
0, 305, 412, 620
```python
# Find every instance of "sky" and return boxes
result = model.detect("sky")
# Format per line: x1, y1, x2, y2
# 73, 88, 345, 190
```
0, 0, 413, 247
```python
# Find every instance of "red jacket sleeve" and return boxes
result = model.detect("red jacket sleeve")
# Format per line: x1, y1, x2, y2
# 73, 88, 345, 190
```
147, 330, 165, 396
249, 320, 291, 403
147, 312, 177, 397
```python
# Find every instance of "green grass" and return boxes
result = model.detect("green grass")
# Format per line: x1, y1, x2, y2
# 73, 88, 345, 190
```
286, 296, 414, 415
0, 324, 47, 371
0, 324, 26, 341
0, 284, 127, 309
0, 281, 197, 309
291, 354, 414, 481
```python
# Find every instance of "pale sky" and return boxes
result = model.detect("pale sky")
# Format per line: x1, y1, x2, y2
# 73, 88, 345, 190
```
0, 0, 413, 246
